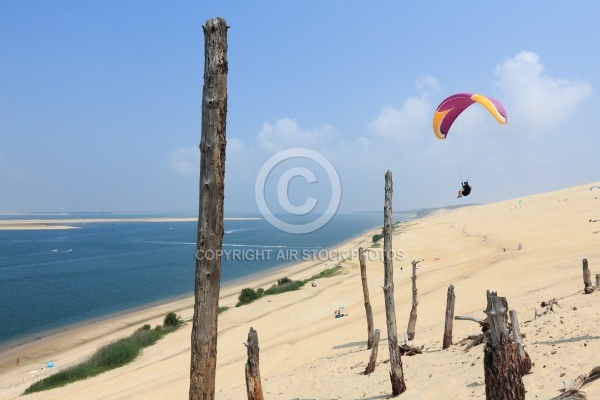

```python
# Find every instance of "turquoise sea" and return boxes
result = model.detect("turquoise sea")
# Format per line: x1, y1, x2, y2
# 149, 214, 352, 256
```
0, 212, 414, 346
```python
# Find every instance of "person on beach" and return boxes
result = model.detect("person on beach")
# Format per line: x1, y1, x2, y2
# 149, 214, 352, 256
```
334, 307, 347, 318
458, 181, 471, 198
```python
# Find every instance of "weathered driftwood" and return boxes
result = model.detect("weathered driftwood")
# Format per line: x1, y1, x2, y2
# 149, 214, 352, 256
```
382, 170, 406, 396
399, 343, 424, 356
244, 327, 264, 400
443, 285, 456, 350
364, 329, 381, 375
540, 298, 561, 315
483, 291, 525, 400
455, 315, 489, 332
509, 310, 531, 375
583, 259, 595, 294
464, 331, 488, 352
406, 260, 419, 341
190, 17, 228, 400
551, 366, 600, 400
359, 247, 375, 349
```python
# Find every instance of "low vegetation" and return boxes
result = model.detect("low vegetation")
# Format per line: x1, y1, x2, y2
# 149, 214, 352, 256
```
372, 233, 384, 242
24, 312, 184, 395
218, 306, 230, 314
236, 264, 343, 307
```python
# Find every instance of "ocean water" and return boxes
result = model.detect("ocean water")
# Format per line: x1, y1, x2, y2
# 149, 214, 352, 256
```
0, 212, 412, 345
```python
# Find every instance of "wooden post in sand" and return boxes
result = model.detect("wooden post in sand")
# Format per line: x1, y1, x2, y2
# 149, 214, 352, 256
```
406, 260, 419, 340
382, 170, 407, 396
583, 258, 595, 294
364, 329, 381, 375
190, 17, 228, 400
483, 291, 525, 400
359, 247, 375, 349
244, 327, 264, 400
442, 285, 455, 350
596, 273, 600, 288
509, 310, 531, 375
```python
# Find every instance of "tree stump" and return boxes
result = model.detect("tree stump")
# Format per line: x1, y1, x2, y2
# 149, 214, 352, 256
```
583, 259, 595, 294
483, 291, 525, 400
364, 329, 381, 375
443, 285, 456, 349
244, 327, 264, 400
359, 248, 375, 349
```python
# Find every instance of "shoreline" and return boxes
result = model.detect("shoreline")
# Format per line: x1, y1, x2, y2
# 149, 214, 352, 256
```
0, 221, 384, 375
0, 217, 262, 230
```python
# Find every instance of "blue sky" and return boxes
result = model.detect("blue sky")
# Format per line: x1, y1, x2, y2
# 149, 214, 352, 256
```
1, 2, 599, 214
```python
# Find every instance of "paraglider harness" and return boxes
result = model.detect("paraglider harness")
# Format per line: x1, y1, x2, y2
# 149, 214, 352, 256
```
461, 181, 471, 197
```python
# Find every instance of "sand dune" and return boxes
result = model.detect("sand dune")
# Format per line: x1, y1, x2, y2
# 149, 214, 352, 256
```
1, 183, 599, 399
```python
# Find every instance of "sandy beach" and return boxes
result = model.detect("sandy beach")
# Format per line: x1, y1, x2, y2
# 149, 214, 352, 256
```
1, 183, 600, 399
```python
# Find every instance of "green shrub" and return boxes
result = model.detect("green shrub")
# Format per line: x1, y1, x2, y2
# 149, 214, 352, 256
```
277, 277, 292, 285
139, 324, 151, 331
237, 287, 261, 306
164, 312, 182, 327
372, 233, 384, 243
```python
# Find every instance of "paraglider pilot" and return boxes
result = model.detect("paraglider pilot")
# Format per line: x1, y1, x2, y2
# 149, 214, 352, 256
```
458, 181, 471, 198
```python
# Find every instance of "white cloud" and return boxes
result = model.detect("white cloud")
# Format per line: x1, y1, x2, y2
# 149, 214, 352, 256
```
367, 76, 437, 143
168, 147, 199, 175
496, 51, 592, 135
257, 117, 337, 153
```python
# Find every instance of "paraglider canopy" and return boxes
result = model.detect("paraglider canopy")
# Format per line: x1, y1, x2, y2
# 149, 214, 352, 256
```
433, 93, 507, 139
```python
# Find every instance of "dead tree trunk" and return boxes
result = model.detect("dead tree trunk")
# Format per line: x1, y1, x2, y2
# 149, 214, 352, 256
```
583, 258, 595, 294
442, 285, 456, 349
244, 327, 264, 400
382, 170, 406, 396
190, 17, 228, 400
406, 260, 419, 341
483, 291, 525, 400
509, 310, 531, 375
359, 247, 375, 349
364, 329, 381, 375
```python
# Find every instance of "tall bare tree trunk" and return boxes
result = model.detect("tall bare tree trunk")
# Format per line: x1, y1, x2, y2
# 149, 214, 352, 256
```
483, 291, 525, 400
442, 285, 455, 350
382, 170, 406, 396
406, 260, 419, 340
244, 328, 264, 400
190, 17, 228, 400
359, 247, 375, 349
